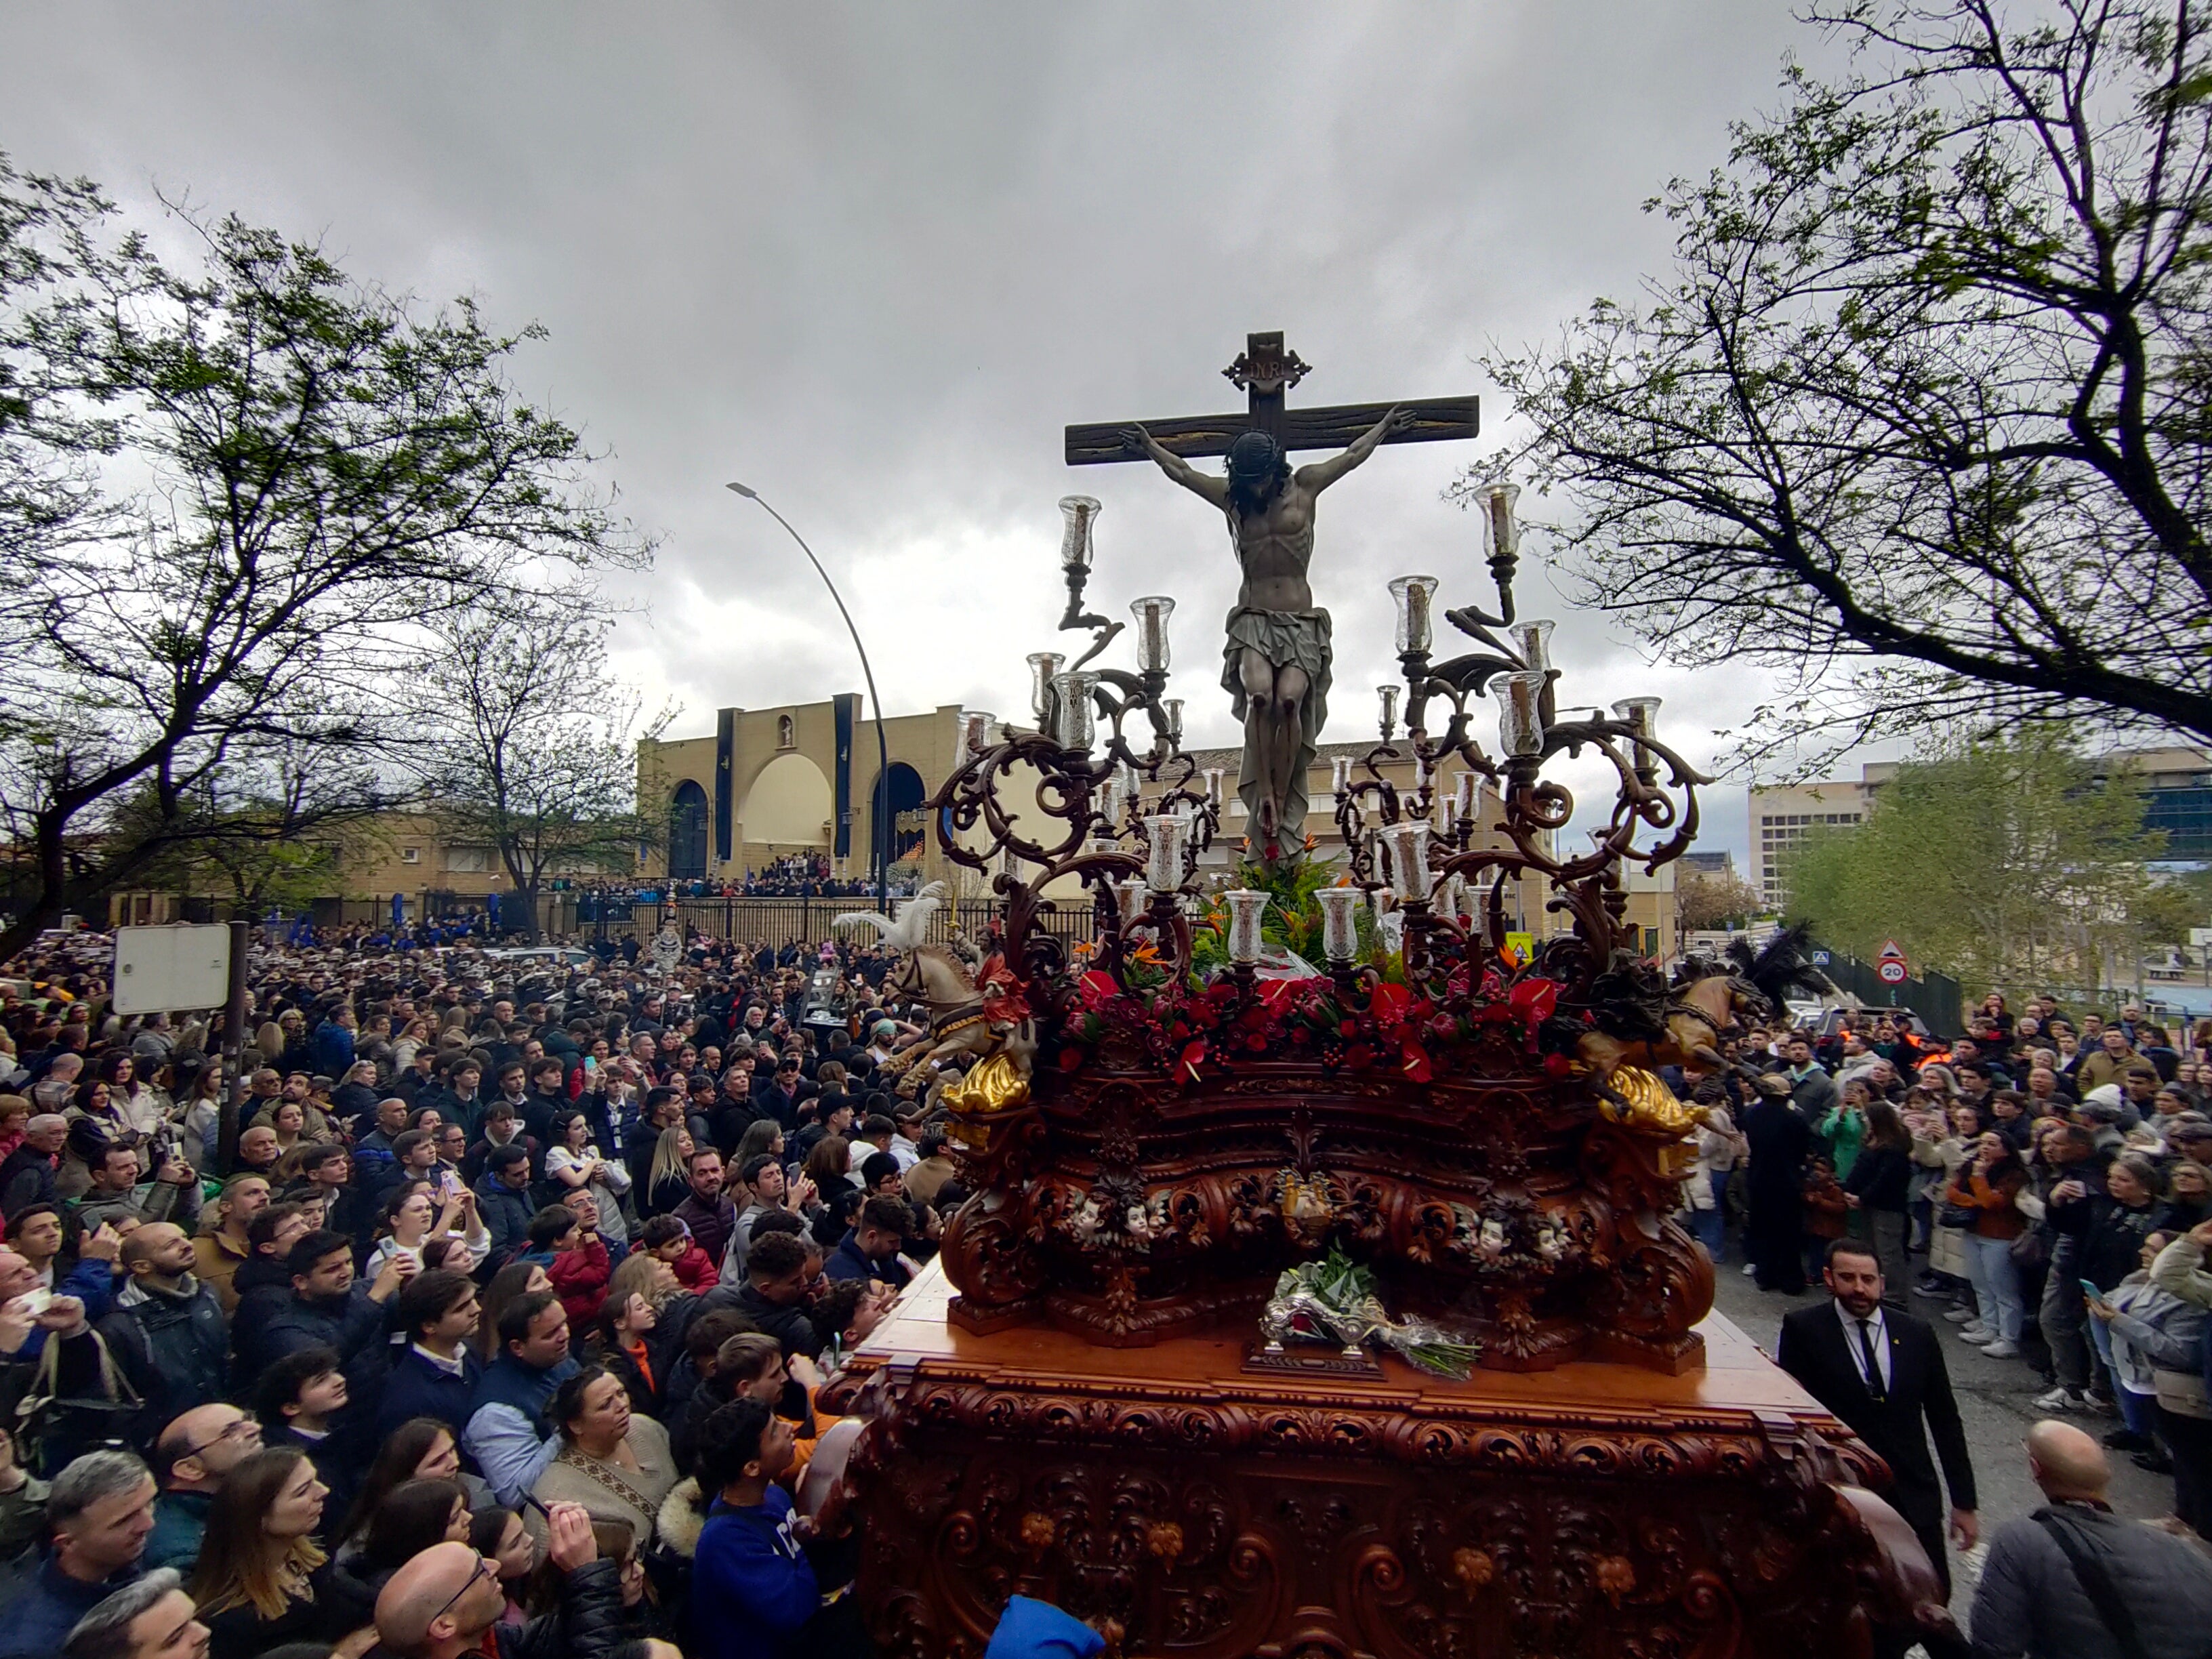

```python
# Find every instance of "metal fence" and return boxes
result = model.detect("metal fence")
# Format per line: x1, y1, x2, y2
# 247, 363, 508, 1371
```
1816, 947, 1965, 1039
562, 895, 1096, 955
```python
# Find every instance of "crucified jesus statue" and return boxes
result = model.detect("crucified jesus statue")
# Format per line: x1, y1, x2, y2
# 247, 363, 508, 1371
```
1123, 405, 1414, 856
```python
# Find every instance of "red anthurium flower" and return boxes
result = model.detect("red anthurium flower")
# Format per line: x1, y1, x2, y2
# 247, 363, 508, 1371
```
1401, 1040, 1433, 1083
1178, 1040, 1210, 1084
1079, 970, 1120, 1009
1370, 982, 1411, 1024
1507, 977, 1558, 1024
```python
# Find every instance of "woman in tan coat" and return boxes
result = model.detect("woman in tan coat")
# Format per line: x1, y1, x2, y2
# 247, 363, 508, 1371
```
523, 1365, 676, 1557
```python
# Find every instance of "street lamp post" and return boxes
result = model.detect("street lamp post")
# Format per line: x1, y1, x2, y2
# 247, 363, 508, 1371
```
726, 483, 891, 915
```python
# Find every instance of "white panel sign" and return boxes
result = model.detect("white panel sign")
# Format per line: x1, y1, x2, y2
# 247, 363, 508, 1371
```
113, 924, 232, 1015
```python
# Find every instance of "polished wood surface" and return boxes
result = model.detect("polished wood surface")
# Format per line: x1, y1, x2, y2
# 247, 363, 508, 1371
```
830, 1263, 1948, 1658
857, 1261, 1837, 1430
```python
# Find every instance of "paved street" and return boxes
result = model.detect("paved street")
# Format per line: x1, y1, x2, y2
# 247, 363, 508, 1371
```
1711, 1256, 2176, 1630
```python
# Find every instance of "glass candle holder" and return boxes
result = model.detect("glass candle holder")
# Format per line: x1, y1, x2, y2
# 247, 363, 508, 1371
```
958, 710, 992, 758
1131, 595, 1175, 673
1511, 617, 1556, 675
1330, 754, 1353, 796
1114, 877, 1147, 930
1221, 889, 1269, 964
1050, 670, 1099, 751
1026, 652, 1064, 722
1161, 697, 1184, 745
1377, 683, 1400, 739
1483, 483, 1521, 561
1098, 774, 1125, 830
1439, 872, 1467, 922
1058, 495, 1100, 571
1143, 811, 1189, 894
1496, 670, 1546, 758
1202, 766, 1225, 808
1452, 771, 1476, 825
1612, 695, 1662, 743
1387, 574, 1441, 653
1315, 886, 1361, 964
1378, 821, 1433, 901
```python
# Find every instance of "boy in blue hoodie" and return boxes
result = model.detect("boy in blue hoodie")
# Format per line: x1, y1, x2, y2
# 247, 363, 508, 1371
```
691, 1397, 846, 1659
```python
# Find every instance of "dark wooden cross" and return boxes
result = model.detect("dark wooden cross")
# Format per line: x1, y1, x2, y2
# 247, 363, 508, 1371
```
1064, 329, 1477, 466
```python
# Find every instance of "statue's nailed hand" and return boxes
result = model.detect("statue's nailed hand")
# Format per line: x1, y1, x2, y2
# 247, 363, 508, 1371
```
1384, 404, 1419, 435
1121, 424, 1154, 457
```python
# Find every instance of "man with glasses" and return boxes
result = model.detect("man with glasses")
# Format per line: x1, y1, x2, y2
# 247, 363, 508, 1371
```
142, 1405, 260, 1574
367, 1500, 653, 1659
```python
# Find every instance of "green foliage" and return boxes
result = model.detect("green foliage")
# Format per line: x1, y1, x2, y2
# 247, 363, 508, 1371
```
1781, 730, 2165, 998
1190, 855, 1376, 971
2131, 880, 2209, 949
0, 152, 650, 956
1482, 1, 2212, 771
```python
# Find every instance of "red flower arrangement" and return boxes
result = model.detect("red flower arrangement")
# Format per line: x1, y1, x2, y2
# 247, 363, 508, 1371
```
1060, 966, 1574, 1087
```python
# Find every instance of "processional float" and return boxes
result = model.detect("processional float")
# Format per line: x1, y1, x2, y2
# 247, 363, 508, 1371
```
818, 335, 1948, 1659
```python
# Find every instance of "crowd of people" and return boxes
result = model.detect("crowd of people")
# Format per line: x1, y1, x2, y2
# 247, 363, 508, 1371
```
0, 926, 1042, 1659
14, 916, 2212, 1658
1669, 991, 2212, 1657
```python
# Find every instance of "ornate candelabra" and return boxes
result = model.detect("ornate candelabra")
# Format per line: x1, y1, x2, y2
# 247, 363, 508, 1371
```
937, 480, 1708, 1008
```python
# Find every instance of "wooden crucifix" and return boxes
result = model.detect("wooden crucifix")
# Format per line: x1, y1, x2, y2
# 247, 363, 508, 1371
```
1063, 330, 1476, 465
1067, 331, 1477, 861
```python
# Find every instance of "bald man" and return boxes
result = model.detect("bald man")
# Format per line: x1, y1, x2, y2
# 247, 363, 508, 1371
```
1969, 1419, 2212, 1658
142, 1405, 261, 1574
95, 1225, 228, 1432
367, 1504, 644, 1659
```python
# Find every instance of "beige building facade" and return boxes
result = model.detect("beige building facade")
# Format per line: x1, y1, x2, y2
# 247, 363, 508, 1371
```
636, 699, 970, 888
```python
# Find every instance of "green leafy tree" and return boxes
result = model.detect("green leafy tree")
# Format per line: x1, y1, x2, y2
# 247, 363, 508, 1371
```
0, 159, 650, 957
2131, 879, 2207, 947
1484, 1, 2212, 769
1781, 730, 2162, 996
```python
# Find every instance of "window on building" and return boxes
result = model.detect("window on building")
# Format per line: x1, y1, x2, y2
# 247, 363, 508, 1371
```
447, 846, 495, 873
401, 847, 421, 864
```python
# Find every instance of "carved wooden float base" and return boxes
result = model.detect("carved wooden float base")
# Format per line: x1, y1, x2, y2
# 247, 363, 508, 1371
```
821, 1267, 1952, 1659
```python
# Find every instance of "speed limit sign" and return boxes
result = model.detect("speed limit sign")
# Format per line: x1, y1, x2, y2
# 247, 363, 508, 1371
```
1877, 960, 1907, 985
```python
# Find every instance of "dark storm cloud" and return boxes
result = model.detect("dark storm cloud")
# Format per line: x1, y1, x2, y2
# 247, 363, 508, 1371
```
0, 2, 1827, 859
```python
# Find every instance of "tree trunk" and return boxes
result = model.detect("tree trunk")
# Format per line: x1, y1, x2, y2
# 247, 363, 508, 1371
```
512, 882, 541, 943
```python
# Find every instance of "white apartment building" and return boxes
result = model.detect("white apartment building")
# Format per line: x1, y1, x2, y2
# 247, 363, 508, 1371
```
1746, 764, 1898, 910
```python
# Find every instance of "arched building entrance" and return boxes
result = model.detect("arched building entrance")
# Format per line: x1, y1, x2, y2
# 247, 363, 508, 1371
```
871, 762, 930, 870
668, 781, 710, 880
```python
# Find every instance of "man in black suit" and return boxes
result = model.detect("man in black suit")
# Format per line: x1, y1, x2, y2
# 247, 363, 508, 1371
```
1777, 1237, 1978, 1659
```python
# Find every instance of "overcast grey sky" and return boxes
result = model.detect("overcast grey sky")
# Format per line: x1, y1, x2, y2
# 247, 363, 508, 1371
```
0, 1, 1848, 865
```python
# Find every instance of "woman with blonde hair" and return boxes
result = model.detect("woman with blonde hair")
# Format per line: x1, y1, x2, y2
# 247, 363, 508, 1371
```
186, 1447, 344, 1659
642, 1123, 695, 1218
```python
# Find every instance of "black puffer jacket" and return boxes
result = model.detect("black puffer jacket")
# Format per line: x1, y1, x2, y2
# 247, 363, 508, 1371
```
2061, 1193, 2164, 1291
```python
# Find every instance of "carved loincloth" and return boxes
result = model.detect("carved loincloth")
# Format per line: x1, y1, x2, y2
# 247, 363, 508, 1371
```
1221, 605, 1332, 844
